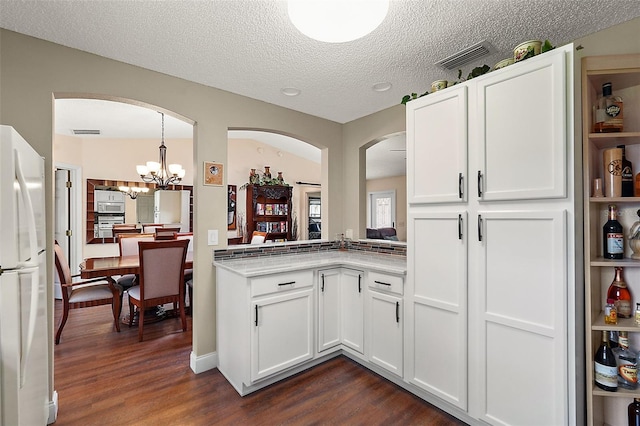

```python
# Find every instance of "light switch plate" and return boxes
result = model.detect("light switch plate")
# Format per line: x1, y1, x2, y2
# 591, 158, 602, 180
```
345, 229, 353, 239
208, 229, 218, 246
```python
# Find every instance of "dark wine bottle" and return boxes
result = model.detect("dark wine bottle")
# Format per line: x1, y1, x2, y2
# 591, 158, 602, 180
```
603, 204, 624, 259
594, 330, 618, 392
629, 398, 640, 426
619, 145, 634, 197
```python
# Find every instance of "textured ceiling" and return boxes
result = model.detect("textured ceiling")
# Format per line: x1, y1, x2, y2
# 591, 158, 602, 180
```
2, 0, 640, 124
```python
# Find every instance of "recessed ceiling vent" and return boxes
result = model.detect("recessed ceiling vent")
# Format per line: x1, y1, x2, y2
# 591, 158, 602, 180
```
435, 40, 494, 70
72, 129, 101, 135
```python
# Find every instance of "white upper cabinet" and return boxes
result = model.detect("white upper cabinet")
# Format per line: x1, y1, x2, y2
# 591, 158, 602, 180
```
475, 50, 567, 201
407, 86, 468, 205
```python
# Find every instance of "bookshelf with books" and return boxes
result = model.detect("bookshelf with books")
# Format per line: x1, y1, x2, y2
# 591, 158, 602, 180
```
246, 184, 293, 241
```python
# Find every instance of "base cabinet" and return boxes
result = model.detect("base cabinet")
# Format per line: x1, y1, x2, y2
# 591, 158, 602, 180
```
367, 272, 403, 377
318, 268, 364, 354
318, 269, 341, 352
251, 288, 314, 381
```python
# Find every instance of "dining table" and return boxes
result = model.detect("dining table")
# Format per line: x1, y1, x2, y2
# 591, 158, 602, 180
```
80, 252, 193, 324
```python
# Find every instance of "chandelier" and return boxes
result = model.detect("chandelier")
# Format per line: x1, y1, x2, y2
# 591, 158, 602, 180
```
118, 186, 149, 199
136, 112, 185, 190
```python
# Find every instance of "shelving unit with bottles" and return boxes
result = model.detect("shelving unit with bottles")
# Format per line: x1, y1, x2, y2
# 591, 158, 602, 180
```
583, 54, 640, 425
245, 184, 293, 241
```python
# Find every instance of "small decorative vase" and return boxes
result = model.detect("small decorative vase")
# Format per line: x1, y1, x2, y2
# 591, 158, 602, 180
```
249, 169, 258, 184
277, 172, 284, 184
264, 166, 271, 179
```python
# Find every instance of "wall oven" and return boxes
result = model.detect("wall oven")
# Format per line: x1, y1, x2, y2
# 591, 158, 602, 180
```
94, 215, 125, 238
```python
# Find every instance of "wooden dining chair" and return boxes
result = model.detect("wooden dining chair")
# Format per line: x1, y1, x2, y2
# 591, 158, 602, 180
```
54, 241, 122, 344
154, 228, 178, 240
116, 233, 155, 291
176, 232, 194, 312
127, 239, 190, 342
250, 231, 268, 244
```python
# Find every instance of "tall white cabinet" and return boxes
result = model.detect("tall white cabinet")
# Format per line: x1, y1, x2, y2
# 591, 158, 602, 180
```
406, 45, 579, 425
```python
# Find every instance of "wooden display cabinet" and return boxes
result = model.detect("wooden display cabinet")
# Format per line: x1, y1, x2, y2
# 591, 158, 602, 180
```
582, 54, 640, 425
245, 184, 293, 242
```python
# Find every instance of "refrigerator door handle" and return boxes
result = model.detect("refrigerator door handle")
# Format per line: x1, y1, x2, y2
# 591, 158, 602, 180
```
20, 269, 40, 388
14, 149, 40, 387
14, 149, 39, 267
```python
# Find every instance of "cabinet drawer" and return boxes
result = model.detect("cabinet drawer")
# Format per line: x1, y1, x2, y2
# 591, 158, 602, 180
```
251, 270, 313, 297
368, 271, 403, 296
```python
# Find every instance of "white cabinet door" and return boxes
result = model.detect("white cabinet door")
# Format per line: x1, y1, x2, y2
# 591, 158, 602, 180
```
318, 269, 341, 352
475, 49, 567, 201
341, 268, 364, 354
471, 210, 567, 425
368, 290, 403, 377
407, 85, 468, 204
251, 288, 314, 381
406, 211, 467, 410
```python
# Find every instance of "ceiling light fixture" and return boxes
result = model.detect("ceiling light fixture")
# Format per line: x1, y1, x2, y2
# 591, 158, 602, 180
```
281, 87, 301, 96
372, 82, 392, 92
288, 0, 389, 43
118, 186, 150, 199
136, 112, 186, 190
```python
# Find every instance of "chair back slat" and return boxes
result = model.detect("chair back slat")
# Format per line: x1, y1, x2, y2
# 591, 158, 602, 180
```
118, 233, 155, 256
138, 239, 189, 300
176, 232, 194, 253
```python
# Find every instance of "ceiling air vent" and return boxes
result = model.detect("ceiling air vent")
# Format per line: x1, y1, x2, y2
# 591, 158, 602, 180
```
72, 129, 101, 135
435, 40, 493, 70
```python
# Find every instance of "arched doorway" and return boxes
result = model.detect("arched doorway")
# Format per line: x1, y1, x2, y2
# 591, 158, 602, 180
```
227, 129, 324, 242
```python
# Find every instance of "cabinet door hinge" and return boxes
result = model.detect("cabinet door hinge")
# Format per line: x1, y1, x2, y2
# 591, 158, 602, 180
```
66, 180, 72, 188
65, 229, 73, 237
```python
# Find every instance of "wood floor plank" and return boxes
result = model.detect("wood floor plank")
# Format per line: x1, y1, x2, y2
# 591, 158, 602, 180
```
53, 300, 467, 425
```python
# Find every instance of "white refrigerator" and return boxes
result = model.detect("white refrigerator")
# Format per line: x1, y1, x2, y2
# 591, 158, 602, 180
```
154, 190, 190, 232
0, 126, 49, 425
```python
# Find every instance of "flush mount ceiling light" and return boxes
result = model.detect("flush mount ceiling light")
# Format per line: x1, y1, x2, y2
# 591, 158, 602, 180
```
288, 0, 389, 43
281, 87, 301, 96
372, 82, 392, 92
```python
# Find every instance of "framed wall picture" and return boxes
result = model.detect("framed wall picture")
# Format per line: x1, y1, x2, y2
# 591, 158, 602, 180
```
204, 161, 223, 186
228, 185, 237, 230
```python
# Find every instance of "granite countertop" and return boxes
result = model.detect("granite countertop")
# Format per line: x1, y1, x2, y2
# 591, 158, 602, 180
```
213, 251, 407, 277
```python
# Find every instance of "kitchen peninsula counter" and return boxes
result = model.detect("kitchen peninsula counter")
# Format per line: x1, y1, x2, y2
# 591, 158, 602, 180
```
213, 250, 406, 277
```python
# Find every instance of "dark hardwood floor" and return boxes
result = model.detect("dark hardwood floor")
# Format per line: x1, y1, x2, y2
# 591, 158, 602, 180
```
53, 300, 467, 425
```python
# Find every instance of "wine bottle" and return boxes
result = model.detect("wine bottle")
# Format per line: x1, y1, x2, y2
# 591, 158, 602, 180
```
613, 331, 638, 389
604, 204, 624, 259
595, 330, 618, 392
629, 398, 640, 426
620, 145, 634, 197
608, 267, 633, 318
594, 82, 624, 133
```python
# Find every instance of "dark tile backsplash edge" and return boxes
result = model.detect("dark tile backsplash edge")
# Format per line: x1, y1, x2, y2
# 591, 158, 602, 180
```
213, 240, 406, 261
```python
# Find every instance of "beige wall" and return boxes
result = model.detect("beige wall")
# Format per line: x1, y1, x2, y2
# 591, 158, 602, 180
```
342, 105, 406, 239
366, 175, 407, 241
0, 28, 341, 403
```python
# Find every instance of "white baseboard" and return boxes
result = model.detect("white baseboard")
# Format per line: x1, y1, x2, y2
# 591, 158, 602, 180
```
47, 390, 58, 424
190, 350, 218, 374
